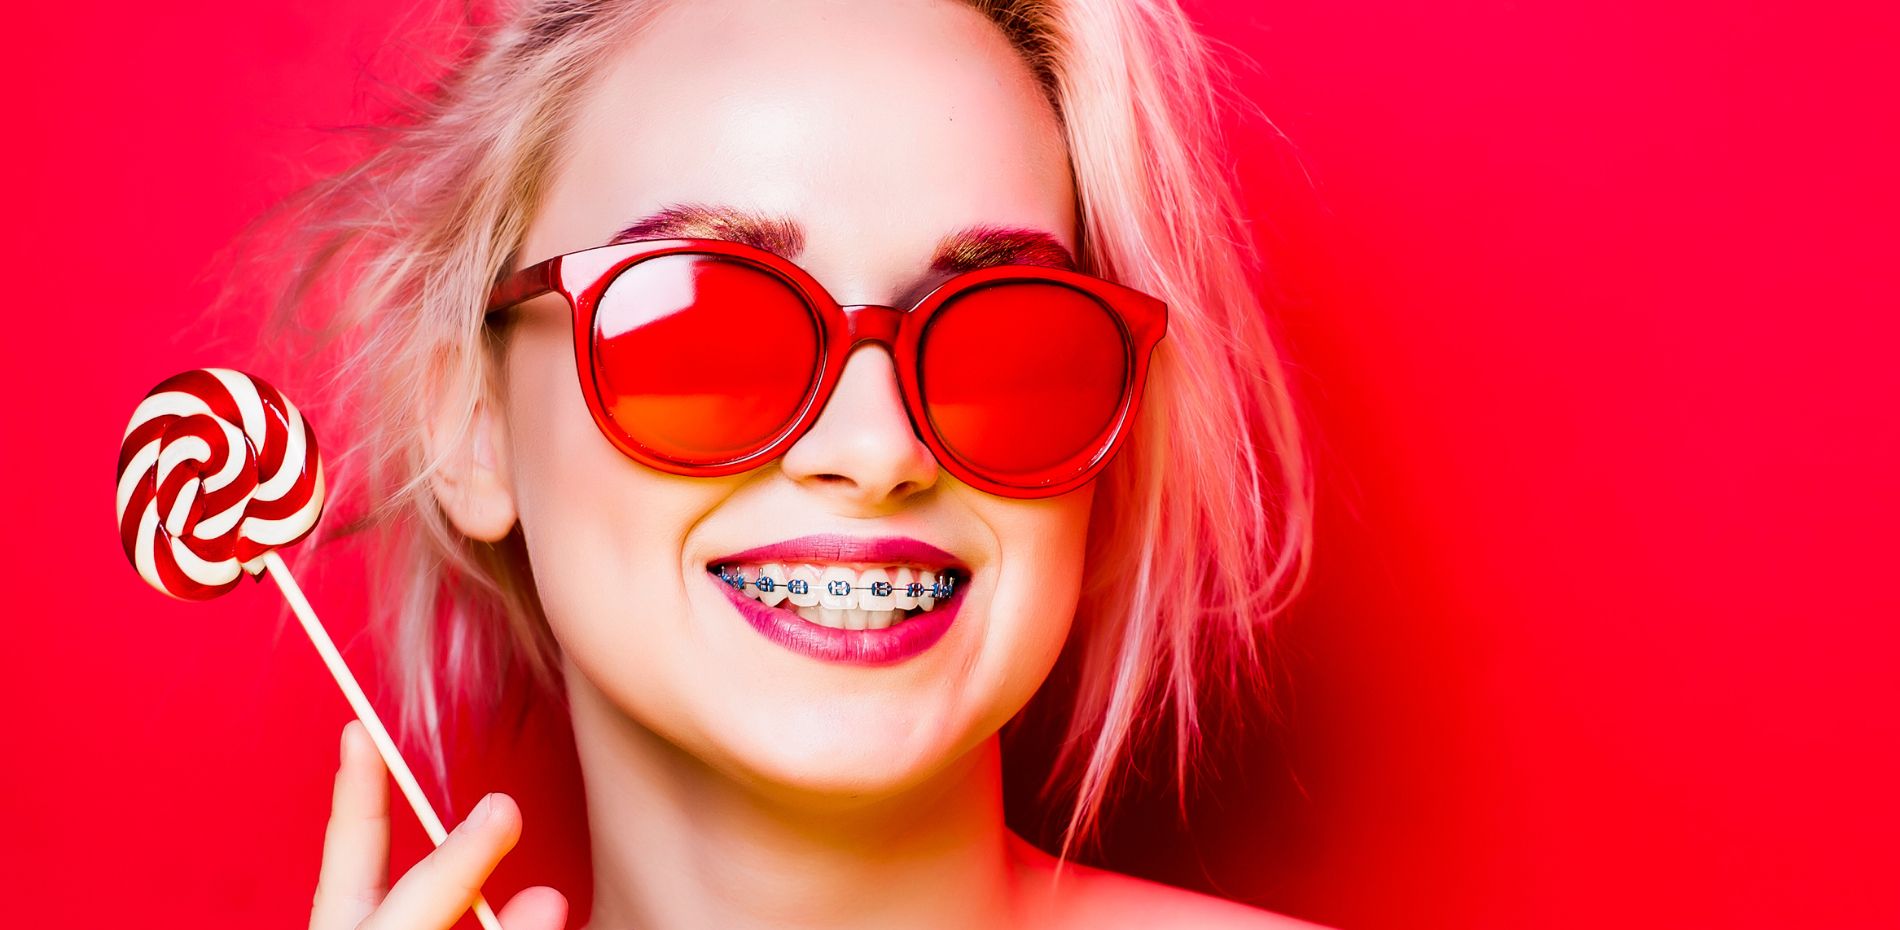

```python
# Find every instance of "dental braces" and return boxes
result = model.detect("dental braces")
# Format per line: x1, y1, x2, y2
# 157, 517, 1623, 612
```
716, 565, 957, 600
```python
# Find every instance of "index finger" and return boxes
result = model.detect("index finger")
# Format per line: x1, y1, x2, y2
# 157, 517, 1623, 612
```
359, 791, 522, 930
309, 720, 391, 930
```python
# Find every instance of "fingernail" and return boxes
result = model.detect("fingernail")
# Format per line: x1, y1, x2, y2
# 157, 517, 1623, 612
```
469, 793, 498, 828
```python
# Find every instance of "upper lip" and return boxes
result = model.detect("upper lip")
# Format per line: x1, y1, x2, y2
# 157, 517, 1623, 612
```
708, 534, 968, 572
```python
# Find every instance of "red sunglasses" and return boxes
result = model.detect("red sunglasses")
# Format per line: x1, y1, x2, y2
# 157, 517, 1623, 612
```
484, 238, 1167, 498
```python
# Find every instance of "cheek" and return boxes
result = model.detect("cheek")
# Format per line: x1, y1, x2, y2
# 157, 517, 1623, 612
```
504, 329, 640, 577
501, 332, 720, 698
968, 487, 1096, 724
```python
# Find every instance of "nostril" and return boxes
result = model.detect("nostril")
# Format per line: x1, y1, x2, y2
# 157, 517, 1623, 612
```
775, 348, 939, 501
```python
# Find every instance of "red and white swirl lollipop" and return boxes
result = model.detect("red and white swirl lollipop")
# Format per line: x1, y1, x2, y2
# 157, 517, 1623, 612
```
114, 368, 505, 930
115, 368, 325, 599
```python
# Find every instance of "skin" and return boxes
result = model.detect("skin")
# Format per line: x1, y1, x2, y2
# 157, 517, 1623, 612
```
308, 1, 1329, 928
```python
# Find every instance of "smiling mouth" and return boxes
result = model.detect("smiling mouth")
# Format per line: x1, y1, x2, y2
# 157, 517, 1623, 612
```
705, 561, 971, 631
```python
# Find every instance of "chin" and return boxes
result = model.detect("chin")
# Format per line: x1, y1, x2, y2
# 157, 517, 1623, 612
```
712, 702, 975, 799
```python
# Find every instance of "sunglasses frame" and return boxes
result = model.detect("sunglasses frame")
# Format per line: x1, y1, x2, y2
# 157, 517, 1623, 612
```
484, 237, 1167, 499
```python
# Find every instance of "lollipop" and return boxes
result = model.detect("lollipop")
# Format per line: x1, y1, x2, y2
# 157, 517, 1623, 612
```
115, 368, 325, 599
115, 368, 505, 930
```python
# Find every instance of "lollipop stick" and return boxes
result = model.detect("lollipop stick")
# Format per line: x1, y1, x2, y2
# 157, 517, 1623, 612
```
263, 551, 505, 930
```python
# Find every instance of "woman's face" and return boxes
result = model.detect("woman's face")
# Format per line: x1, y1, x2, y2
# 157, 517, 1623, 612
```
478, 0, 1090, 798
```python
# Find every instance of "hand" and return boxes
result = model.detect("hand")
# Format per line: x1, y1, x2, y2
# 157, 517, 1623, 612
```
308, 720, 569, 930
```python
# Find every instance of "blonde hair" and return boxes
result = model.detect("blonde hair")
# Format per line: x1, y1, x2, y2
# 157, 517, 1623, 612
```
248, 0, 1312, 870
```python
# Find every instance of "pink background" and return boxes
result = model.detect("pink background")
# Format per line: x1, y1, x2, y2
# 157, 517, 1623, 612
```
5, 1, 1896, 927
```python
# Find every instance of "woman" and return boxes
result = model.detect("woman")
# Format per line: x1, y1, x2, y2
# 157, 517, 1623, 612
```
278, 0, 1314, 927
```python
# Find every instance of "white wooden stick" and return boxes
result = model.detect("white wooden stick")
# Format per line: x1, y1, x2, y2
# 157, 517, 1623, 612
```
264, 551, 506, 930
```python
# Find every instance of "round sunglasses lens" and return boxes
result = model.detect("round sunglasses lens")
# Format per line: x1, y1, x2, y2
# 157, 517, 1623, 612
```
918, 282, 1129, 484
592, 254, 820, 463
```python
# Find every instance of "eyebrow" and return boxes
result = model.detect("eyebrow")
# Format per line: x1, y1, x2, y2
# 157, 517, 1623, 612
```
607, 202, 1078, 275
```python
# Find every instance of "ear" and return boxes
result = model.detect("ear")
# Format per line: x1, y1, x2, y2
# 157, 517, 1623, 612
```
425, 364, 519, 543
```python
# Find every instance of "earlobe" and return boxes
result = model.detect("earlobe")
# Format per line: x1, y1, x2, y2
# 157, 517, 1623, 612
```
426, 381, 519, 543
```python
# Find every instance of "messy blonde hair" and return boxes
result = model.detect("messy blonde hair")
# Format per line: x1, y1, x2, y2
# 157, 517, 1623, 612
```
251, 0, 1311, 868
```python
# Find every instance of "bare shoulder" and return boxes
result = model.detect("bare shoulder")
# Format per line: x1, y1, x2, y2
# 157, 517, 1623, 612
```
1009, 835, 1335, 930
1058, 863, 1333, 930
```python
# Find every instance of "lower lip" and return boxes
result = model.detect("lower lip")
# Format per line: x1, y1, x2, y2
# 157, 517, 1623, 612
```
706, 570, 964, 665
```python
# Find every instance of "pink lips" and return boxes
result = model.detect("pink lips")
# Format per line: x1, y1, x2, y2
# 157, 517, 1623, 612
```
704, 534, 969, 665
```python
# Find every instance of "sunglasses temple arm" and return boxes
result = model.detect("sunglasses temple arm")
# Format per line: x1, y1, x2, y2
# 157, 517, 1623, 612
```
486, 257, 558, 314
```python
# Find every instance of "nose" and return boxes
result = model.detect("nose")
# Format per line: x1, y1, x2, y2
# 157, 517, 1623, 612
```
778, 329, 940, 508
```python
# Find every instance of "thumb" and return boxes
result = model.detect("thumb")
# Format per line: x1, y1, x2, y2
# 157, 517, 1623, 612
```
498, 885, 569, 930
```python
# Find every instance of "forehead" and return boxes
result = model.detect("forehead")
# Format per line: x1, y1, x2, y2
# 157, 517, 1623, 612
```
533, 0, 1075, 279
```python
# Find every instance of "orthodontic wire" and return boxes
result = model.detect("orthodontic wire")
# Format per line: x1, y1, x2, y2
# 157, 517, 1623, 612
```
715, 565, 957, 599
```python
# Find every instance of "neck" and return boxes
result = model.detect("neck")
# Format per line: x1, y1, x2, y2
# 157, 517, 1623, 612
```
565, 661, 1046, 930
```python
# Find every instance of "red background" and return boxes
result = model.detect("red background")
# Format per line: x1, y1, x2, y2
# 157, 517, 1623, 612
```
5, 1, 1895, 927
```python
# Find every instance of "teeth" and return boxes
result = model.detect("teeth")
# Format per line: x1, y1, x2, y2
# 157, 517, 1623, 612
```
892, 567, 917, 610
756, 562, 789, 607
917, 569, 937, 611
818, 565, 857, 610
787, 565, 821, 607
859, 568, 893, 609
716, 561, 963, 631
